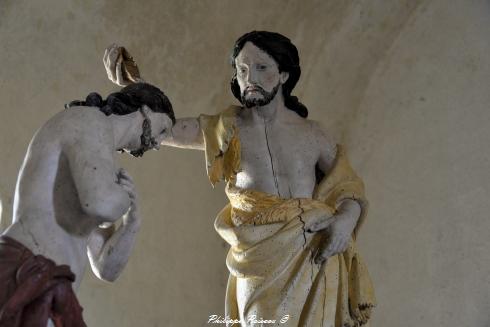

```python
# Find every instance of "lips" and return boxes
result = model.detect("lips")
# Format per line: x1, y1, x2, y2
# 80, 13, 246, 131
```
245, 86, 264, 95
246, 85, 263, 91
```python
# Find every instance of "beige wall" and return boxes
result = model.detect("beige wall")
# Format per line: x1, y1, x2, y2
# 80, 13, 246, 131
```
0, 0, 489, 326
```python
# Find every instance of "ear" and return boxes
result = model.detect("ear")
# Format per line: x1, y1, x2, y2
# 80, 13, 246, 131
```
141, 104, 151, 115
280, 71, 289, 84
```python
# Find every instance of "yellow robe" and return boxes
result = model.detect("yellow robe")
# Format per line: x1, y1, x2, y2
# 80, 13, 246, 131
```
199, 106, 376, 326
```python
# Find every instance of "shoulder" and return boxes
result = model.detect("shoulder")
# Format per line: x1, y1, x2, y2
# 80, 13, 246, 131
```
305, 119, 335, 143
306, 119, 337, 156
62, 107, 111, 133
59, 107, 114, 150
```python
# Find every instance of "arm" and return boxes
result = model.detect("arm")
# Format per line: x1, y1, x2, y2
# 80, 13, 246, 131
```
309, 122, 362, 263
65, 121, 130, 224
103, 44, 205, 150
87, 170, 141, 282
161, 117, 204, 150
309, 199, 361, 263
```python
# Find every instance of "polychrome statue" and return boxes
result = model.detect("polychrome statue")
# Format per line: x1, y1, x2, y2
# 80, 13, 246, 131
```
105, 31, 375, 326
0, 83, 174, 326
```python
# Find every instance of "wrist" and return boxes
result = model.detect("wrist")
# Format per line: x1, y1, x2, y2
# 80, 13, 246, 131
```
337, 211, 358, 223
333, 212, 358, 236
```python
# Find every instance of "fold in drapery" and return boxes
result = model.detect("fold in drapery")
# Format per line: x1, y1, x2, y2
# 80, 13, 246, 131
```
200, 108, 375, 326
0, 236, 86, 327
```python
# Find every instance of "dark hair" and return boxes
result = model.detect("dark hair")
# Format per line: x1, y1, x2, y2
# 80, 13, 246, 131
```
230, 31, 308, 118
65, 83, 175, 124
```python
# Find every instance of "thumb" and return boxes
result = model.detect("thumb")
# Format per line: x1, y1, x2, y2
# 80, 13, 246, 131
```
307, 215, 336, 233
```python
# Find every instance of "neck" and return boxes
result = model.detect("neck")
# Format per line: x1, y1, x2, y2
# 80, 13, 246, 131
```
250, 89, 286, 123
109, 111, 142, 150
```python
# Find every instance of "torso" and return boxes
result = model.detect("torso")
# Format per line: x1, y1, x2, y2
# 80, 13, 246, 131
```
2, 109, 111, 289
235, 108, 334, 199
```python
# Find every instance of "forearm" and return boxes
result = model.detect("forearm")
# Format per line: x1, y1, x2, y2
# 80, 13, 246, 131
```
335, 199, 361, 230
93, 218, 141, 282
160, 117, 204, 150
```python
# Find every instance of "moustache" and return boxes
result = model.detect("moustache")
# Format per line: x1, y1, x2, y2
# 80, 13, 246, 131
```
243, 85, 266, 95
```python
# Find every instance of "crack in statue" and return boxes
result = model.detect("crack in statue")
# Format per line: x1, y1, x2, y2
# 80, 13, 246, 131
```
103, 31, 376, 327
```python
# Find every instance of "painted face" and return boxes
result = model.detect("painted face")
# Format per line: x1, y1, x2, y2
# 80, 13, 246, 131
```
128, 106, 173, 157
147, 110, 173, 148
235, 42, 288, 108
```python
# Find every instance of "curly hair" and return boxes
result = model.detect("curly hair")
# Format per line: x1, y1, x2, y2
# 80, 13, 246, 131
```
65, 83, 175, 124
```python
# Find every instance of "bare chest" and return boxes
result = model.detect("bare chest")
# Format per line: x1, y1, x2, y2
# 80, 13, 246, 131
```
236, 120, 319, 197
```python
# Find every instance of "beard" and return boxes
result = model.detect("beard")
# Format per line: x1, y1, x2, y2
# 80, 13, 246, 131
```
124, 116, 158, 158
241, 83, 280, 108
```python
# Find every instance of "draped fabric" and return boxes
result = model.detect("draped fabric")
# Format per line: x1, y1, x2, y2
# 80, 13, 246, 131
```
0, 236, 86, 327
200, 107, 375, 326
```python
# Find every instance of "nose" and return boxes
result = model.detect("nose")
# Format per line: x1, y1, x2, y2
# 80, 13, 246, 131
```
153, 142, 161, 150
246, 68, 258, 84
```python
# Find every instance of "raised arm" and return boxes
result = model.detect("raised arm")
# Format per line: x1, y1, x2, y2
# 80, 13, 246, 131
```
103, 44, 204, 150
162, 117, 204, 150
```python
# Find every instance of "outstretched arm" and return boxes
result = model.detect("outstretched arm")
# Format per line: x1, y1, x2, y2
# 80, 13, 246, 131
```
104, 44, 204, 150
87, 169, 141, 282
162, 117, 204, 150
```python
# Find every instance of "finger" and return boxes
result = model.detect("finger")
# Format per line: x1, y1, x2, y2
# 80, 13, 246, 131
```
103, 48, 108, 65
122, 47, 133, 60
118, 176, 135, 191
318, 247, 333, 263
24, 264, 42, 276
106, 58, 117, 82
107, 50, 117, 78
336, 235, 351, 254
115, 57, 124, 86
340, 236, 351, 252
116, 167, 126, 177
315, 238, 334, 264
307, 215, 336, 232
118, 179, 133, 189
339, 240, 349, 253
118, 175, 134, 187
117, 171, 133, 186
104, 44, 117, 61
326, 240, 337, 256
331, 237, 343, 254
315, 250, 329, 265
118, 169, 134, 183
120, 184, 136, 200
117, 175, 135, 188
118, 179, 134, 189
108, 47, 121, 80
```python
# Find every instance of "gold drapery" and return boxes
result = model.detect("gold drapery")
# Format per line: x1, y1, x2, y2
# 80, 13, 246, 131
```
200, 107, 375, 326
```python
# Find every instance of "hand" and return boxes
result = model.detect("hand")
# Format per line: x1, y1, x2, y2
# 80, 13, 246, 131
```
103, 44, 142, 86
308, 213, 357, 264
116, 169, 140, 225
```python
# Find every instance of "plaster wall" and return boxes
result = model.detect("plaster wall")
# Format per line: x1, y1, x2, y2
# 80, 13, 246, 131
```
347, 1, 490, 326
0, 0, 488, 326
